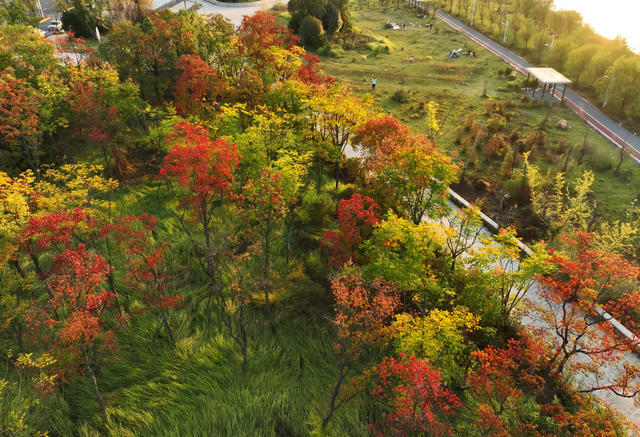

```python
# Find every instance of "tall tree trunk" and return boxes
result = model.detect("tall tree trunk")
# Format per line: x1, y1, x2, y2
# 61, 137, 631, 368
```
322, 363, 348, 429
263, 223, 271, 313
84, 350, 108, 425
162, 312, 175, 346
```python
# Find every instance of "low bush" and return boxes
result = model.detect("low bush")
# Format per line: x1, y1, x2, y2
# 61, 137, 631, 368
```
391, 88, 410, 103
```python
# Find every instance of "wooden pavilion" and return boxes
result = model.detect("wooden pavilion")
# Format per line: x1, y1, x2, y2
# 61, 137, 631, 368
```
526, 67, 572, 102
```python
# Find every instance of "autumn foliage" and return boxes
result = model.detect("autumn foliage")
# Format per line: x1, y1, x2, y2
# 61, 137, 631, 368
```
467, 334, 545, 435
237, 11, 299, 59
160, 121, 240, 216
322, 263, 399, 428
26, 245, 120, 372
370, 354, 462, 436
322, 193, 380, 268
353, 116, 412, 172
536, 232, 640, 400
174, 55, 225, 116
102, 214, 182, 342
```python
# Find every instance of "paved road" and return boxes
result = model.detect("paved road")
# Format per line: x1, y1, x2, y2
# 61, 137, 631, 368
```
434, 9, 640, 160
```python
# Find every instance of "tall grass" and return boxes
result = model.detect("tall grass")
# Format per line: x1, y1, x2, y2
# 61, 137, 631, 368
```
26, 180, 371, 436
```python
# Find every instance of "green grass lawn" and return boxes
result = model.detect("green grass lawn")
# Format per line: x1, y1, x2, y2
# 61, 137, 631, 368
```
309, 3, 640, 229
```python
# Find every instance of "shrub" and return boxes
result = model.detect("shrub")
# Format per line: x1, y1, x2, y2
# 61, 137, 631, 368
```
485, 100, 506, 115
299, 16, 326, 49
485, 133, 507, 157
317, 43, 343, 58
391, 88, 410, 103
366, 41, 392, 55
547, 137, 569, 155
503, 170, 529, 205
486, 114, 507, 135
588, 152, 613, 172
341, 31, 374, 50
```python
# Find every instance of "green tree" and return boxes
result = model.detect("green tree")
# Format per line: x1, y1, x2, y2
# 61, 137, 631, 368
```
299, 15, 326, 48
363, 213, 443, 310
377, 136, 458, 224
470, 227, 551, 326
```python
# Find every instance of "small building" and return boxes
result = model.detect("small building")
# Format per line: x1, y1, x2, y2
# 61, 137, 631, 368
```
525, 67, 572, 102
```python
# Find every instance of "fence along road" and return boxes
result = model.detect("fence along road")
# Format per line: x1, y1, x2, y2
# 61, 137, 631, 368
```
430, 8, 640, 161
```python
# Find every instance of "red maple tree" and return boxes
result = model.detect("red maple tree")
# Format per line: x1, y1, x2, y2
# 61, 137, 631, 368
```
159, 122, 251, 363
370, 354, 462, 436
467, 334, 546, 436
322, 193, 380, 268
297, 53, 336, 86
174, 54, 225, 116
322, 263, 399, 428
25, 244, 122, 424
159, 121, 240, 216
102, 214, 182, 345
536, 232, 640, 403
352, 116, 412, 172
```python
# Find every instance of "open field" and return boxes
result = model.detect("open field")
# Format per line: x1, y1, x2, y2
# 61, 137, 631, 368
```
307, 4, 640, 233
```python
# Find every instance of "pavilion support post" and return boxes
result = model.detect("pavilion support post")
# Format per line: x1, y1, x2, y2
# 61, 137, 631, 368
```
561, 84, 567, 102
541, 83, 546, 101
532, 80, 536, 98
552, 83, 557, 100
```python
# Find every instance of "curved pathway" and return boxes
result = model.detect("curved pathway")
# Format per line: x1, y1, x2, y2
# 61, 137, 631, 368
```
153, 0, 282, 26
434, 9, 640, 161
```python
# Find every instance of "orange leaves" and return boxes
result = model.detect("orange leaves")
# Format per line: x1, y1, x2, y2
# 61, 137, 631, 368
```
26, 243, 120, 378
174, 55, 225, 116
534, 231, 640, 402
331, 263, 399, 361
0, 72, 41, 149
237, 11, 299, 59
539, 231, 640, 328
353, 115, 412, 172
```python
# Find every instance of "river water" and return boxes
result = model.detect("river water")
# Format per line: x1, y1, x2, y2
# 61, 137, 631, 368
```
552, 0, 640, 53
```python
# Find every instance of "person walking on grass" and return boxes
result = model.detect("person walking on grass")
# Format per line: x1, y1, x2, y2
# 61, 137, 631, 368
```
372, 77, 377, 90
410, 55, 414, 64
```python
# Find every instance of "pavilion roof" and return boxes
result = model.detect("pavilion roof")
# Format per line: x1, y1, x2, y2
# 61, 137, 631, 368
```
526, 67, 572, 85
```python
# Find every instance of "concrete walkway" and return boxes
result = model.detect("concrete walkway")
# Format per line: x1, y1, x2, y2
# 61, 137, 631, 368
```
433, 9, 640, 160
152, 0, 283, 26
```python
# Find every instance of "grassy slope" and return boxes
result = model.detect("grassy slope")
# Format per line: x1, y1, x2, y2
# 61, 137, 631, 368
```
314, 4, 640, 226
33, 179, 372, 437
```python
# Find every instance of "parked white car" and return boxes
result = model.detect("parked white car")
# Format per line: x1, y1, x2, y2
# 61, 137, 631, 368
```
47, 21, 62, 32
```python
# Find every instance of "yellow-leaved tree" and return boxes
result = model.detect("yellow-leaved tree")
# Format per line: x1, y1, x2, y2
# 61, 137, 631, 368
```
393, 307, 479, 382
524, 152, 595, 241
0, 352, 56, 436
470, 226, 552, 327
307, 85, 373, 190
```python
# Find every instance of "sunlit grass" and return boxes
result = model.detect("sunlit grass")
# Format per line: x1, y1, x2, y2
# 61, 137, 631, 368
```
317, 4, 640, 224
